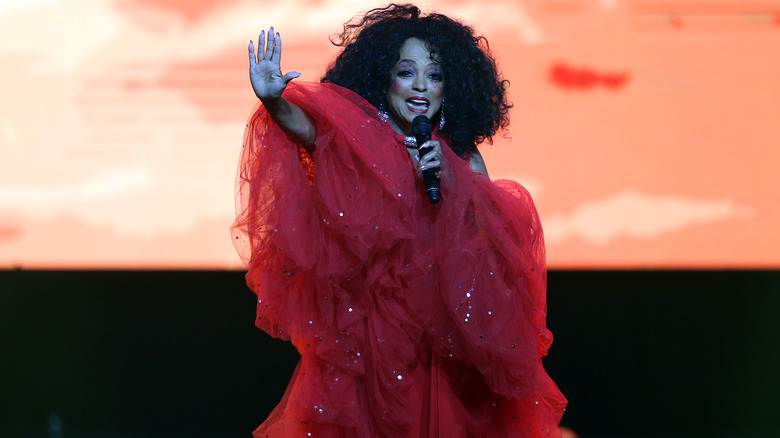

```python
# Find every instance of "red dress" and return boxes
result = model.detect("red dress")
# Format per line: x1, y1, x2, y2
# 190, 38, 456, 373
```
231, 82, 566, 437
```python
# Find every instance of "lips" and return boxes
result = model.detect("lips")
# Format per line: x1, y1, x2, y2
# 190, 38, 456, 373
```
406, 96, 430, 114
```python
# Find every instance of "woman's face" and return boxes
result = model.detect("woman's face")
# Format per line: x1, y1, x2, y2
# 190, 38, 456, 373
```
386, 37, 444, 136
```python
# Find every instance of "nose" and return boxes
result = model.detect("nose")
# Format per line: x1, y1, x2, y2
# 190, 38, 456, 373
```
412, 74, 428, 92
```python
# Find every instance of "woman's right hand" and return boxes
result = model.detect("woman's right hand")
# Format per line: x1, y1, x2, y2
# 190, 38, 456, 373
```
249, 27, 301, 101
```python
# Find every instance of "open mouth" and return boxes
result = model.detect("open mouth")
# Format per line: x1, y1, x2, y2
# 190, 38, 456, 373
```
406, 97, 430, 113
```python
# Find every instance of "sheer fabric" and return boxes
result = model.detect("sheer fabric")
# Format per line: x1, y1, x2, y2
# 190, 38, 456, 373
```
232, 82, 566, 437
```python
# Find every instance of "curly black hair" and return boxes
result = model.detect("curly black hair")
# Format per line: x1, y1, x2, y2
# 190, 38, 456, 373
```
321, 3, 511, 157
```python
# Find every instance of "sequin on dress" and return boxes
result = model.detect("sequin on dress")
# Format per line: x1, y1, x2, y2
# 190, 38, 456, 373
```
232, 82, 567, 438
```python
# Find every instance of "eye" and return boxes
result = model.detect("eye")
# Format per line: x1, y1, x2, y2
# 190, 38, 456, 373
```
428, 72, 443, 82
396, 70, 414, 78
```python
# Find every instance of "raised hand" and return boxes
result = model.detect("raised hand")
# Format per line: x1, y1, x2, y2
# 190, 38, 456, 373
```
248, 27, 301, 101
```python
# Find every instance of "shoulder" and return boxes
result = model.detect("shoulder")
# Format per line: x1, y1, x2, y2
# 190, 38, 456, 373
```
468, 148, 489, 177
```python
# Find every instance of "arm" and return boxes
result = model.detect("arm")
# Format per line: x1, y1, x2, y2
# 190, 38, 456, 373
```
249, 28, 316, 152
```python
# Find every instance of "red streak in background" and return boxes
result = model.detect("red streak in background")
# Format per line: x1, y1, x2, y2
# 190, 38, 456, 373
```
0, 226, 20, 241
548, 62, 630, 91
119, 0, 244, 24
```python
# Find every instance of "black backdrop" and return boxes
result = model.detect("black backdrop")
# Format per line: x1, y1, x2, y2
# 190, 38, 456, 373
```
1, 270, 778, 438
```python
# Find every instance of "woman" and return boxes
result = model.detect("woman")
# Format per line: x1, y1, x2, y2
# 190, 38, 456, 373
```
232, 4, 566, 437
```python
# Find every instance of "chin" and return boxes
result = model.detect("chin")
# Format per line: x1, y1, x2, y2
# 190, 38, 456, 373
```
406, 110, 434, 122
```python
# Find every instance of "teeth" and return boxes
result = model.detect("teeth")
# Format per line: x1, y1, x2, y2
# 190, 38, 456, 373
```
406, 98, 429, 113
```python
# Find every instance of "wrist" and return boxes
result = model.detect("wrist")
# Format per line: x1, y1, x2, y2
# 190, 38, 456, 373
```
259, 95, 282, 106
260, 96, 295, 120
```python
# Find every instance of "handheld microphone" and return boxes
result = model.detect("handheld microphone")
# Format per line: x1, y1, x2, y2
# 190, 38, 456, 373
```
412, 115, 441, 204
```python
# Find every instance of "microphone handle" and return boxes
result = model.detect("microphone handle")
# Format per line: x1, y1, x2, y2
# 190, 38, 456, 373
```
419, 144, 440, 204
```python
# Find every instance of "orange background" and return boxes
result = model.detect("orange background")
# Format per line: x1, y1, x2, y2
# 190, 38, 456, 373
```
1, 0, 779, 269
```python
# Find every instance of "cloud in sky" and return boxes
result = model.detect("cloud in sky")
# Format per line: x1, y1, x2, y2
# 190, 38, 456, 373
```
0, 168, 152, 208
495, 173, 545, 199
440, 0, 544, 45
0, 0, 124, 75
1, 0, 544, 83
600, 0, 618, 10
0, 167, 159, 237
543, 190, 750, 246
0, 0, 57, 18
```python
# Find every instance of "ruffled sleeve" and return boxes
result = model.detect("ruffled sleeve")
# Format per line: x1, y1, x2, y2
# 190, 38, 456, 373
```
429, 143, 567, 429
231, 82, 421, 342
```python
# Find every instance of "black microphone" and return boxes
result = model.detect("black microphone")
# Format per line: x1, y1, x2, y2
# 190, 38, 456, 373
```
412, 115, 441, 204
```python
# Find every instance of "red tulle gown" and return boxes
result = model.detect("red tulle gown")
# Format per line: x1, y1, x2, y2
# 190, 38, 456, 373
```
231, 82, 567, 437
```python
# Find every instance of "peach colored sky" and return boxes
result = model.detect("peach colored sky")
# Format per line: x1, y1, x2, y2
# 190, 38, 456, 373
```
1, 0, 779, 269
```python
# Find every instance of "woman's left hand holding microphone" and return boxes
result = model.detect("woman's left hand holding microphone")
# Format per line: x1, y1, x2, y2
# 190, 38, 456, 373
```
417, 140, 443, 179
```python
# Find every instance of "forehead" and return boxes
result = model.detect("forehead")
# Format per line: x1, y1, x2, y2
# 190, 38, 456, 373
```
397, 38, 438, 64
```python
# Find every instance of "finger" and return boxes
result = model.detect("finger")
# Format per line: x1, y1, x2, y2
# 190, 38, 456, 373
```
265, 27, 275, 60
420, 149, 439, 163
271, 31, 282, 64
248, 40, 255, 65
421, 140, 443, 166
420, 159, 441, 172
258, 31, 265, 59
418, 153, 441, 171
283, 71, 301, 84
430, 140, 442, 154
420, 140, 440, 148
419, 140, 442, 156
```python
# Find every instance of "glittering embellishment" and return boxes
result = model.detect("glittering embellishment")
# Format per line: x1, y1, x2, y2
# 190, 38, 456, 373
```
404, 136, 417, 148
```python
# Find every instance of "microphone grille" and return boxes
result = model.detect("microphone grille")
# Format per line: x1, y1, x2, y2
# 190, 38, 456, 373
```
412, 115, 432, 137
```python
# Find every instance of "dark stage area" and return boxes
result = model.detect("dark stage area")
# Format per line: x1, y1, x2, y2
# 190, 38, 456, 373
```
1, 270, 778, 438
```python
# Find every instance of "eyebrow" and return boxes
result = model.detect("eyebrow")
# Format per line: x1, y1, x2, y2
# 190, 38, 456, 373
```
396, 59, 441, 66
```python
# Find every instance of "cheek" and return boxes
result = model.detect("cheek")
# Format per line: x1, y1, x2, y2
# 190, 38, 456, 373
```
387, 79, 406, 96
432, 84, 444, 99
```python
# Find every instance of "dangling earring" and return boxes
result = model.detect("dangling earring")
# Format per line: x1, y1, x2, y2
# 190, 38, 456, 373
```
378, 102, 390, 123
438, 98, 446, 130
